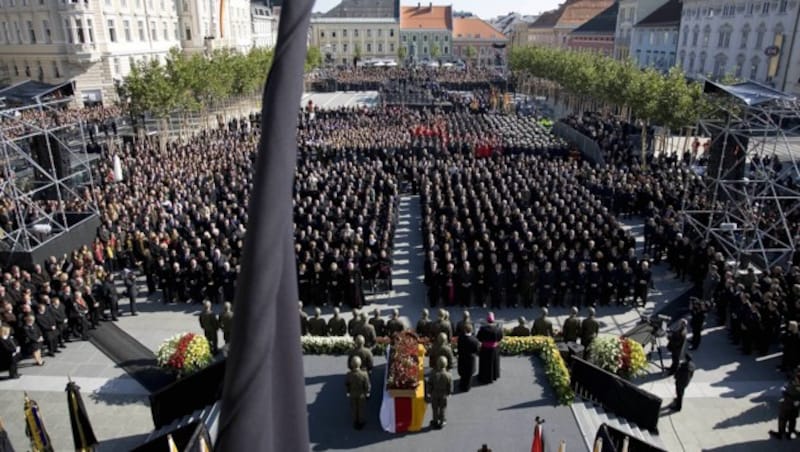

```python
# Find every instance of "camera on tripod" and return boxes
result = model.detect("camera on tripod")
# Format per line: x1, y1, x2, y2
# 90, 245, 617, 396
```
640, 314, 671, 337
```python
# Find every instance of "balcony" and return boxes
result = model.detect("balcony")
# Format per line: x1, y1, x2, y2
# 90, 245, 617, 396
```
66, 43, 100, 64
58, 0, 91, 12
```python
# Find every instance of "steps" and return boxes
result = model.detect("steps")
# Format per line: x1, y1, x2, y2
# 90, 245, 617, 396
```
144, 400, 221, 443
571, 398, 665, 451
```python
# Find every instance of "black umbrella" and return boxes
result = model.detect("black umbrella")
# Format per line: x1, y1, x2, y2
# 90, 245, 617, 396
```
66, 380, 98, 452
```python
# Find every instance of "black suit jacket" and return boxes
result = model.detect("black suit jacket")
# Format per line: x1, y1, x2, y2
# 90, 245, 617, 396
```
457, 334, 481, 376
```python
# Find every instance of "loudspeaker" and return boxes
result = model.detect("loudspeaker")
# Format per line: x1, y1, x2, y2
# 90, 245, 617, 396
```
29, 134, 69, 180
706, 129, 748, 182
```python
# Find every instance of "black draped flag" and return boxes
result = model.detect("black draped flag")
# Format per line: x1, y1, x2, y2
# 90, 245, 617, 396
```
216, 0, 313, 450
66, 380, 98, 452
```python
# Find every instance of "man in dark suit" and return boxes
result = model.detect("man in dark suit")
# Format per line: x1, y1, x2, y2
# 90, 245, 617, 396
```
668, 319, 688, 375
669, 353, 695, 412
50, 297, 68, 347
0, 325, 21, 378
457, 323, 480, 392
34, 303, 59, 357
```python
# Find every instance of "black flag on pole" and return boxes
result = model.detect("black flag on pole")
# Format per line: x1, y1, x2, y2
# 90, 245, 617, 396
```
66, 380, 98, 452
216, 0, 313, 451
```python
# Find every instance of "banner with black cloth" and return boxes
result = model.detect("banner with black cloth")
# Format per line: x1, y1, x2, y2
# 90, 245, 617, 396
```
150, 359, 226, 429
571, 357, 662, 432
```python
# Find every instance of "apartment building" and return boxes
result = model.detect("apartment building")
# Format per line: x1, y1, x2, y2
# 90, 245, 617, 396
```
310, 0, 400, 65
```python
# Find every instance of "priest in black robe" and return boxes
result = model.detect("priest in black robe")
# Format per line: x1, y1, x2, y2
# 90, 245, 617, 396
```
477, 312, 503, 384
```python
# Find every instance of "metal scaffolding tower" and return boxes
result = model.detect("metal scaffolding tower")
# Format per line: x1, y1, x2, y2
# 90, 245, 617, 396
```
680, 81, 800, 270
0, 98, 100, 260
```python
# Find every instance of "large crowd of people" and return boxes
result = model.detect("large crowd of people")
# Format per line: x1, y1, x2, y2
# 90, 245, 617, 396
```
309, 67, 510, 92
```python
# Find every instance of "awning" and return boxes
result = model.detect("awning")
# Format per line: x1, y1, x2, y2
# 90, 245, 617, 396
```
703, 79, 796, 106
0, 80, 75, 106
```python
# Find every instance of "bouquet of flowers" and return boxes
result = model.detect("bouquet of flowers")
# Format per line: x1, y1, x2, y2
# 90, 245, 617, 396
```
157, 333, 213, 376
588, 335, 648, 379
386, 331, 421, 390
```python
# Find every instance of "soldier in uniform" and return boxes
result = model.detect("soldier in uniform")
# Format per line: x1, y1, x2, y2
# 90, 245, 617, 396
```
689, 298, 707, 350
457, 323, 481, 392
510, 317, 531, 336
429, 332, 455, 371
416, 308, 433, 339
308, 308, 327, 336
532, 308, 554, 337
345, 356, 371, 430
435, 309, 453, 341
454, 311, 473, 338
359, 312, 377, 347
369, 309, 386, 337
348, 335, 374, 373
562, 307, 582, 343
769, 370, 800, 439
347, 309, 363, 337
299, 302, 308, 335
386, 309, 405, 336
327, 307, 347, 336
580, 307, 600, 351
427, 356, 453, 429
218, 302, 233, 345
199, 301, 219, 353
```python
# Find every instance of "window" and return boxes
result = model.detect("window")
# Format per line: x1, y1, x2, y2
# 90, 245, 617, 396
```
27, 20, 35, 43
756, 27, 765, 48
123, 20, 131, 41
389, 43, 394, 52
331, 31, 336, 37
113, 57, 121, 75
24, 63, 30, 77
780, 0, 788, 13
735, 55, 745, 77
75, 19, 85, 44
150, 21, 156, 40
108, 19, 116, 42
1, 23, 7, 44
402, 34, 406, 42
747, 2, 755, 15
185, 27, 191, 40
136, 0, 141, 7
689, 52, 696, 72
64, 19, 73, 43
423, 35, 427, 42
750, 57, 760, 78
692, 27, 699, 46
173, 23, 178, 40
444, 46, 448, 54
320, 30, 325, 38
354, 29, 358, 37
377, 29, 381, 37
702, 26, 710, 47
163, 22, 168, 40
389, 29, 394, 37
718, 28, 731, 48
699, 52, 706, 73
138, 20, 145, 41
52, 61, 60, 78
679, 50, 685, 68
366, 29, 371, 38
12, 64, 18, 77
342, 29, 347, 37
87, 19, 94, 43
378, 43, 382, 52
42, 20, 51, 44
741, 26, 750, 48
343, 43, 348, 53
713, 55, 727, 78
14, 22, 21, 44
762, 2, 770, 14
366, 43, 371, 52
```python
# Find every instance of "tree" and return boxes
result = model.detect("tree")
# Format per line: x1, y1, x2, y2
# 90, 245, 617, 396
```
397, 45, 408, 64
305, 45, 322, 72
464, 46, 477, 66
430, 43, 441, 62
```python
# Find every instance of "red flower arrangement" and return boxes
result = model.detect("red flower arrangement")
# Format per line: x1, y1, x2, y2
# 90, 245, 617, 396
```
167, 333, 196, 370
387, 331, 422, 390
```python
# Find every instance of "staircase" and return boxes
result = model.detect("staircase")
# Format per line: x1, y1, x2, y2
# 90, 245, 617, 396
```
144, 401, 221, 443
571, 398, 665, 451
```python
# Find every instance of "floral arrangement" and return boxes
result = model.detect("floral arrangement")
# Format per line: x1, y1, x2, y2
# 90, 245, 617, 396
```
500, 336, 574, 405
386, 331, 422, 390
157, 333, 213, 376
587, 335, 648, 379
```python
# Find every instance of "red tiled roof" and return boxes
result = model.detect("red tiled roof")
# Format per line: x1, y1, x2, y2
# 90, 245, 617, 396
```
452, 17, 506, 41
400, 5, 452, 30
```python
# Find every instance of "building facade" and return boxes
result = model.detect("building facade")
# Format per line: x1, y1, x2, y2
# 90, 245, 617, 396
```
452, 17, 507, 67
178, 0, 253, 53
523, 0, 616, 48
566, 1, 618, 55
677, 0, 799, 88
614, 0, 668, 60
250, 0, 277, 48
0, 0, 182, 105
399, 4, 453, 62
631, 0, 681, 71
310, 0, 399, 66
